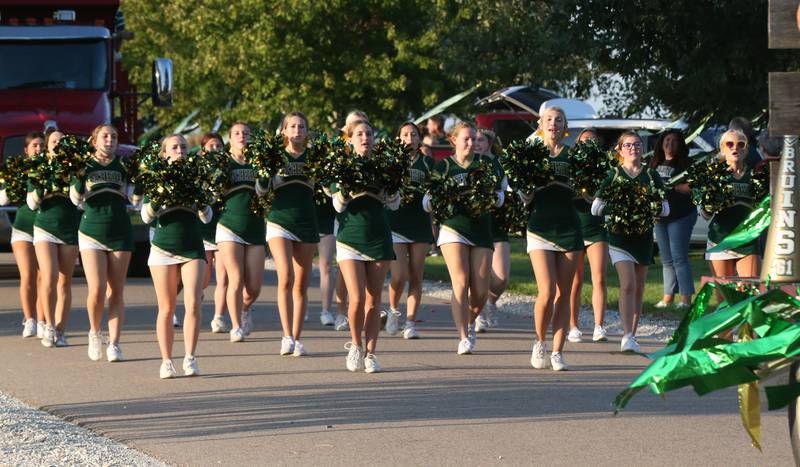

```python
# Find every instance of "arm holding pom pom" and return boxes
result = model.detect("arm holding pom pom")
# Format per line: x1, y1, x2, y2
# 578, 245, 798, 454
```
69, 180, 85, 210
0, 189, 8, 206
255, 177, 270, 196
141, 201, 157, 225
422, 192, 433, 213
591, 198, 606, 216
386, 192, 401, 211
333, 191, 349, 213
198, 205, 213, 225
26, 190, 42, 211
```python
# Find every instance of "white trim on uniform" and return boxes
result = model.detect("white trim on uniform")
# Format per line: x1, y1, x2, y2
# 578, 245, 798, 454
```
33, 227, 65, 245
147, 244, 196, 266
215, 223, 252, 245
526, 231, 566, 253
436, 225, 475, 247
336, 241, 376, 262
78, 231, 113, 251
10, 227, 33, 244
391, 232, 414, 244
704, 240, 745, 261
266, 222, 301, 242
203, 240, 218, 252
609, 246, 638, 265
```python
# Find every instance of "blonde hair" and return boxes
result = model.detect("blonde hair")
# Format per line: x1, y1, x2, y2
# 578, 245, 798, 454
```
719, 129, 748, 151
159, 134, 188, 156
534, 106, 568, 140
282, 111, 309, 147
89, 124, 117, 145
449, 121, 476, 146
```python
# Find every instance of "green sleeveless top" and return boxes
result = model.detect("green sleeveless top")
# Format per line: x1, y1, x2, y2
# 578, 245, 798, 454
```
267, 150, 319, 243
12, 204, 36, 237
708, 166, 760, 257
72, 156, 133, 251
389, 154, 434, 243
334, 185, 395, 261
527, 147, 582, 251
217, 156, 265, 245
145, 199, 206, 262
31, 191, 80, 244
433, 155, 494, 250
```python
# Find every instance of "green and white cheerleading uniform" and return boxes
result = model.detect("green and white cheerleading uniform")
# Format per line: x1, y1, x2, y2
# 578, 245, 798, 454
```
200, 206, 220, 251
593, 167, 668, 265
0, 187, 36, 243
705, 166, 760, 260
525, 148, 582, 253
388, 154, 434, 244
70, 156, 133, 251
425, 155, 503, 250
486, 154, 510, 243
574, 197, 608, 246
215, 156, 265, 245
141, 199, 211, 266
333, 185, 399, 262
27, 185, 80, 245
260, 151, 319, 244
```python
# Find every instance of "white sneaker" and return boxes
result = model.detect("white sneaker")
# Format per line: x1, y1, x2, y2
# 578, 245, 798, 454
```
36, 321, 45, 339
402, 322, 419, 339
474, 313, 489, 333
485, 301, 500, 328
364, 354, 383, 373
592, 325, 608, 342
621, 334, 641, 353
242, 310, 253, 336
106, 343, 123, 362
160, 360, 177, 379
654, 300, 670, 309
531, 341, 547, 369
88, 332, 103, 360
280, 336, 295, 356
467, 323, 477, 348
55, 332, 68, 347
183, 355, 200, 376
457, 338, 473, 355
567, 327, 583, 343
229, 328, 245, 343
385, 308, 402, 335
344, 342, 365, 371
22, 319, 36, 338
320, 310, 335, 326
41, 326, 56, 348
550, 352, 569, 371
334, 314, 349, 331
292, 341, 307, 357
210, 316, 229, 334
172, 314, 181, 328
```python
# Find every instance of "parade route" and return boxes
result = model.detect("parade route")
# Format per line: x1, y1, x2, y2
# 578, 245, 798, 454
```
0, 270, 794, 466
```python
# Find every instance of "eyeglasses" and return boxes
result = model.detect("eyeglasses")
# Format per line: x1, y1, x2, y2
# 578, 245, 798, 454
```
723, 141, 747, 150
621, 142, 643, 150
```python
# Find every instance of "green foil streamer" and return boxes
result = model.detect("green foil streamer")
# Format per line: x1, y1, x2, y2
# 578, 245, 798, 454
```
707, 196, 771, 253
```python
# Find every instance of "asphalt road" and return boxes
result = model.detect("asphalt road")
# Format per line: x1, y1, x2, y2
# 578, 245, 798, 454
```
0, 268, 794, 466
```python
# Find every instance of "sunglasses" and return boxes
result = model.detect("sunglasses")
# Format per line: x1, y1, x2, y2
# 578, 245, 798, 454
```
723, 140, 747, 150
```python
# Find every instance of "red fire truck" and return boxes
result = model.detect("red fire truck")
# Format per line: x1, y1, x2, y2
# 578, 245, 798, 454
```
0, 0, 173, 274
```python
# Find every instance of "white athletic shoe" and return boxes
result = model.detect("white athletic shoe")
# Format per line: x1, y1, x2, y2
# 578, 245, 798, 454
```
344, 342, 365, 372
160, 360, 177, 379
172, 314, 181, 328
183, 355, 200, 376
457, 338, 473, 355
654, 300, 670, 309
41, 326, 56, 348
320, 310, 335, 326
567, 327, 583, 343
292, 341, 307, 357
280, 336, 295, 356
474, 313, 489, 333
531, 341, 547, 369
402, 322, 420, 339
229, 328, 245, 343
22, 319, 36, 338
210, 316, 229, 334
621, 334, 641, 353
36, 321, 45, 339
385, 308, 402, 335
106, 343, 123, 362
550, 352, 569, 371
592, 325, 608, 342
364, 353, 383, 373
334, 314, 349, 331
55, 332, 68, 347
242, 309, 253, 336
467, 323, 477, 348
485, 301, 500, 328
88, 332, 103, 360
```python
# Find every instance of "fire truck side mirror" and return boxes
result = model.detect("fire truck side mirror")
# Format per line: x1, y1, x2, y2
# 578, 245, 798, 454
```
152, 58, 173, 107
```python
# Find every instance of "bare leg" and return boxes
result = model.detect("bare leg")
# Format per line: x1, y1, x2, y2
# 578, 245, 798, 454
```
106, 251, 131, 344
151, 264, 178, 361
54, 245, 79, 333
364, 261, 391, 353
80, 249, 108, 334
291, 243, 316, 340
388, 243, 409, 311
441, 243, 471, 340
180, 259, 205, 356
406, 243, 430, 322
317, 234, 336, 312
12, 241, 38, 322
586, 241, 608, 327
217, 242, 245, 329
339, 259, 366, 348
568, 249, 587, 330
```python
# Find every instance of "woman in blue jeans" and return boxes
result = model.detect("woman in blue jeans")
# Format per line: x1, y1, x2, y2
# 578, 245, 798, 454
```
651, 130, 697, 309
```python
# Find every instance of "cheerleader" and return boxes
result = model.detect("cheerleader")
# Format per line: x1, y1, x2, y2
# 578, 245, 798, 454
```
71, 124, 133, 361
423, 121, 504, 355
386, 122, 434, 339
142, 134, 211, 378
474, 128, 509, 332
260, 112, 319, 356
1, 132, 45, 341
705, 129, 761, 278
198, 132, 230, 334
27, 129, 80, 348
335, 119, 400, 372
216, 122, 264, 342
591, 132, 669, 353
524, 107, 581, 371
568, 128, 608, 343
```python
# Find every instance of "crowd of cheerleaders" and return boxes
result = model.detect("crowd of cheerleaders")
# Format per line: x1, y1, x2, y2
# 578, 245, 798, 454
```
3, 107, 760, 378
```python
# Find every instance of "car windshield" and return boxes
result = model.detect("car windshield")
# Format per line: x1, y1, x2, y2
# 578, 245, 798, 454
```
0, 39, 107, 90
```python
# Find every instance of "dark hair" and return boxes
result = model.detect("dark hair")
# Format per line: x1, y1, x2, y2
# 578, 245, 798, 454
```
728, 116, 752, 138
200, 132, 223, 149
24, 131, 45, 155
397, 121, 421, 138
428, 115, 444, 127
650, 129, 689, 169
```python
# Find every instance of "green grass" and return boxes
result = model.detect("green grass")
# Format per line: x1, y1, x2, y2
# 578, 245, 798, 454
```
424, 237, 709, 319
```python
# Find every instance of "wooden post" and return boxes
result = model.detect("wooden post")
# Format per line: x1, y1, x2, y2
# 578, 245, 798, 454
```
769, 0, 800, 48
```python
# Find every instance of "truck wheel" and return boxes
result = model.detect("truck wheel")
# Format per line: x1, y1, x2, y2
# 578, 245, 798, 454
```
789, 361, 800, 463
128, 241, 151, 277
